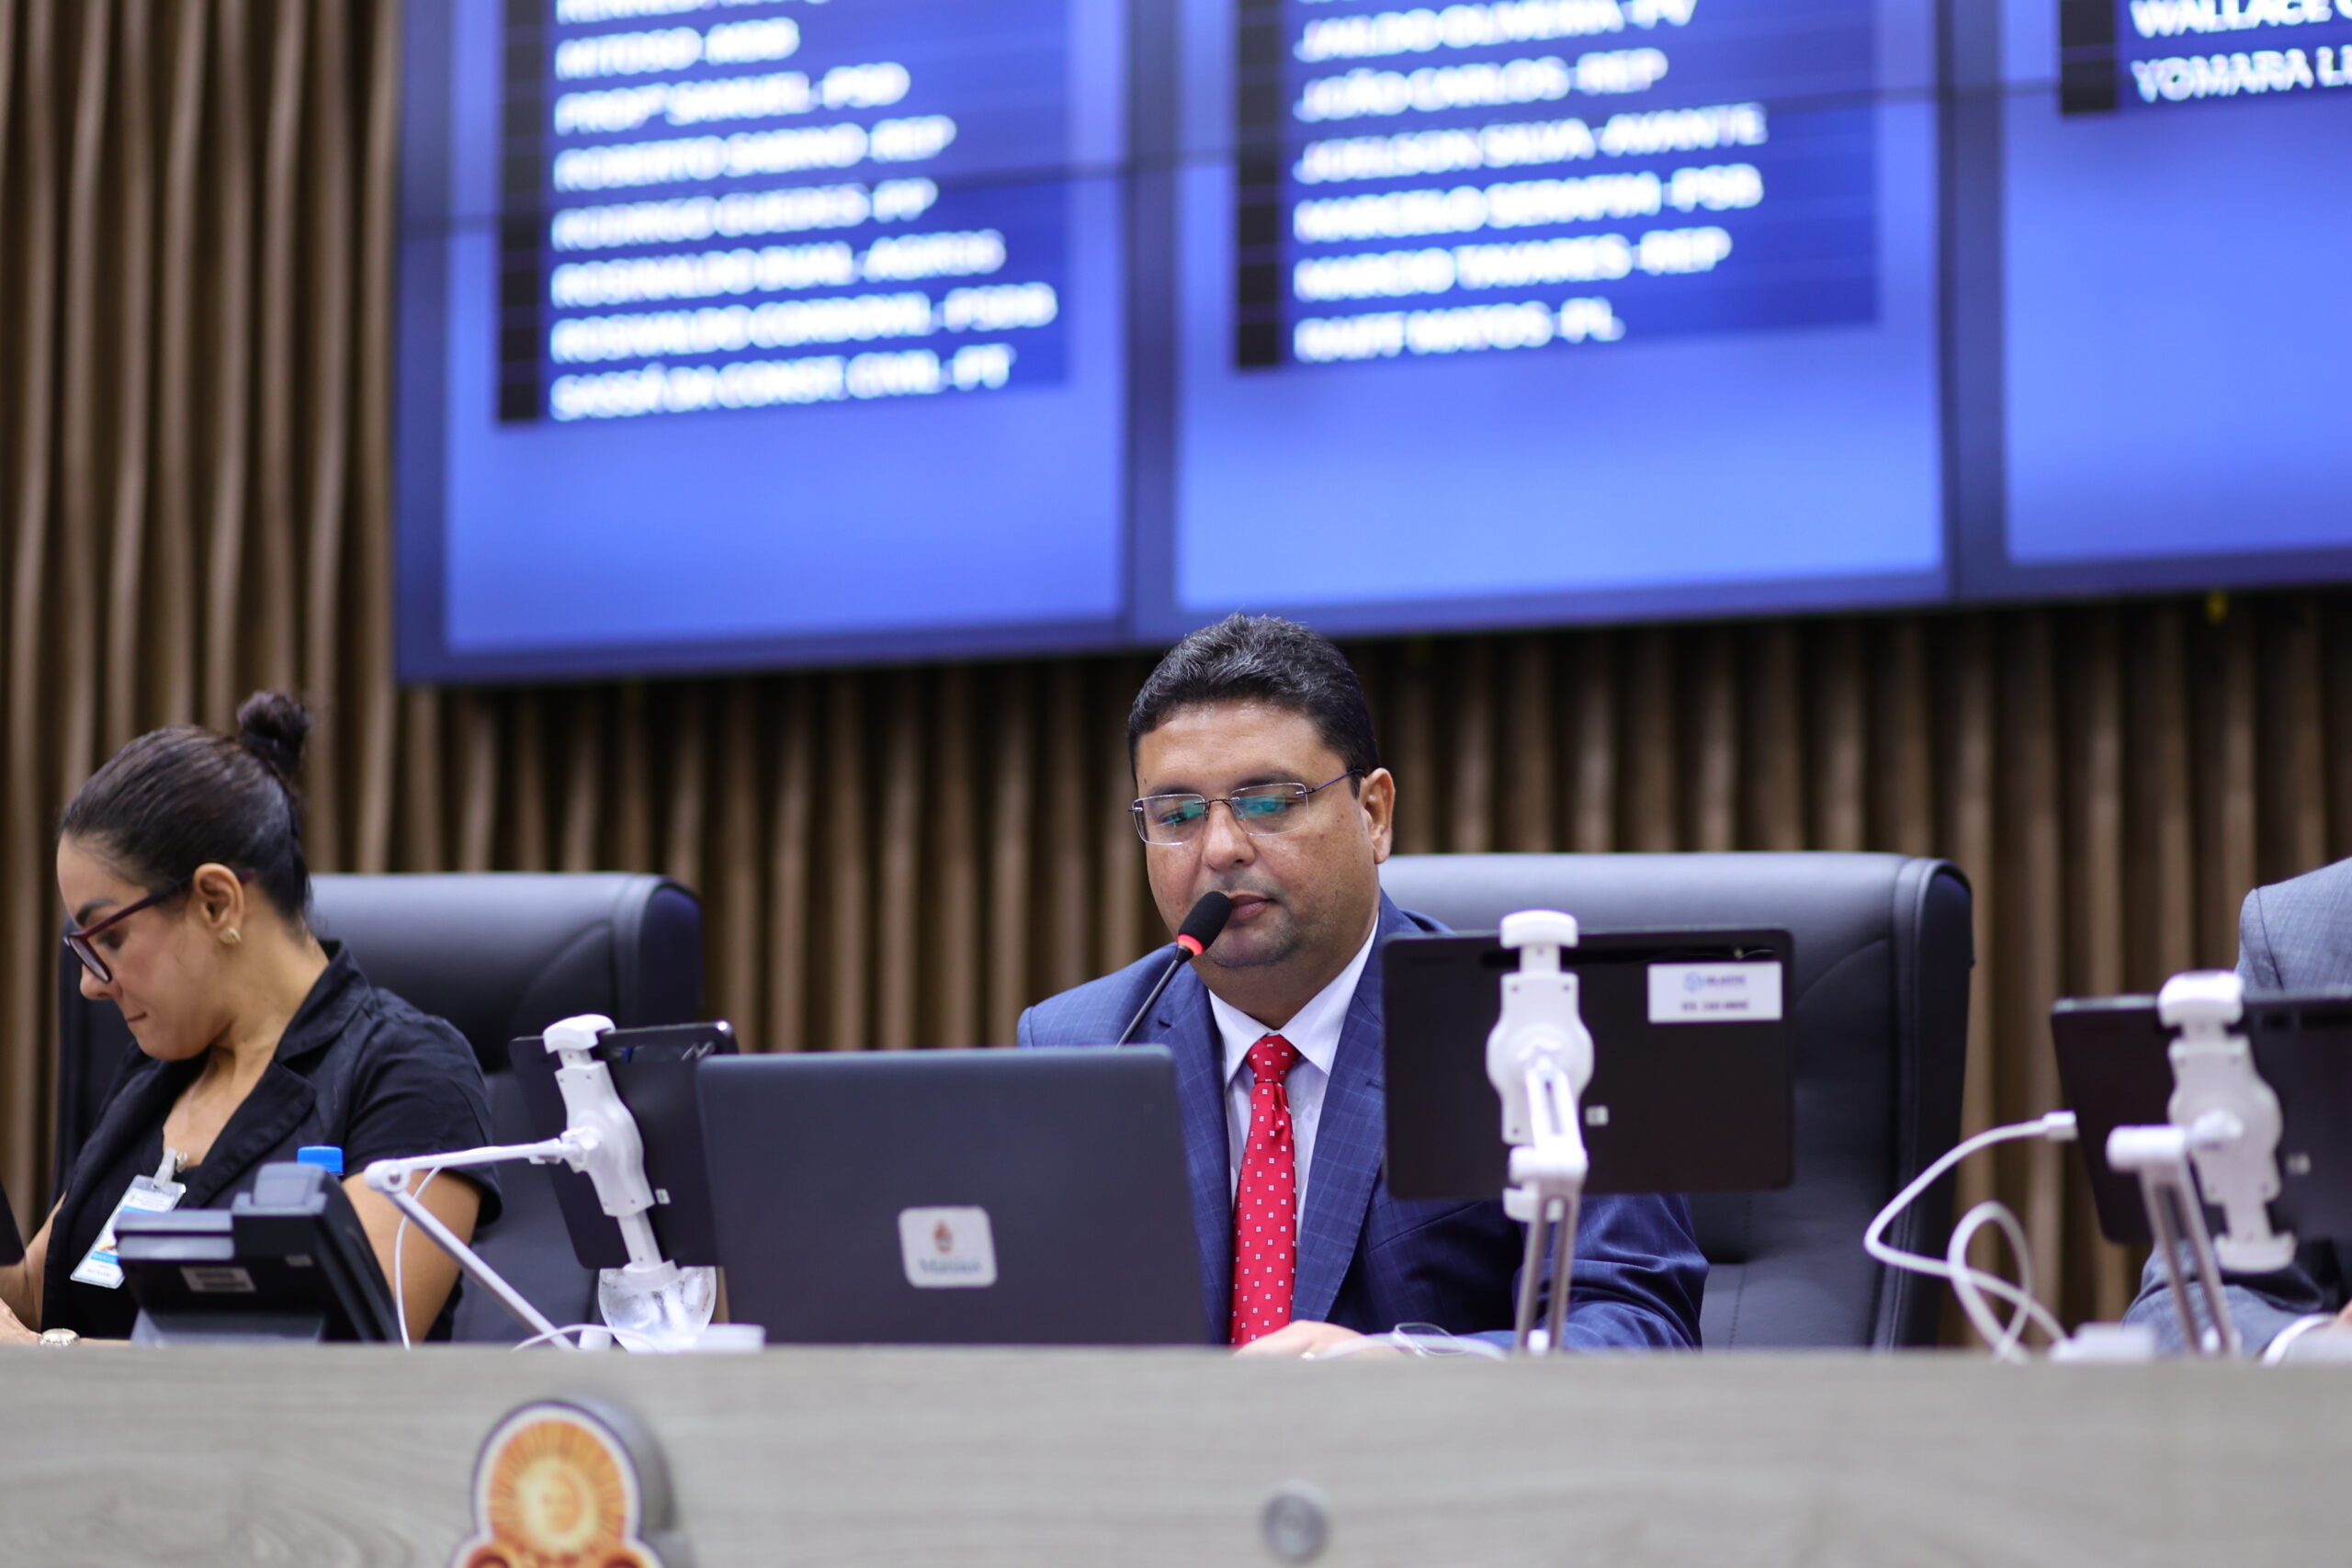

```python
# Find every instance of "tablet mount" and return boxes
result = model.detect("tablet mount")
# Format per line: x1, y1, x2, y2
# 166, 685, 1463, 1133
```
1486, 909, 1593, 1356
2103, 971, 2293, 1359
362, 1013, 726, 1351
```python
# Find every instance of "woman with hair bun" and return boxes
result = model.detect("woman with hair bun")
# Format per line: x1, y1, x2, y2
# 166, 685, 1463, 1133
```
0, 693, 499, 1344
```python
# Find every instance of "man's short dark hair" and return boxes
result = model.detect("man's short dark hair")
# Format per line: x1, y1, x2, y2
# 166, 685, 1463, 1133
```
1127, 614, 1380, 776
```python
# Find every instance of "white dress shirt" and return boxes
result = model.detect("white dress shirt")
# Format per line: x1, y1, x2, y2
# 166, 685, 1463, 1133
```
1206, 923, 1379, 1225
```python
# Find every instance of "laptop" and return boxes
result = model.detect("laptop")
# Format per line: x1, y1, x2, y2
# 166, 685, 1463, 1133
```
698, 1047, 1205, 1346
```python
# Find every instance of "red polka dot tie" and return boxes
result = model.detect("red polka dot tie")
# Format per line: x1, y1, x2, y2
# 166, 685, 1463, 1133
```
1230, 1032, 1303, 1346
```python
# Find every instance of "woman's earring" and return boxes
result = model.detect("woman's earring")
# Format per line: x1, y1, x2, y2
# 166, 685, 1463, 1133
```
222, 929, 242, 945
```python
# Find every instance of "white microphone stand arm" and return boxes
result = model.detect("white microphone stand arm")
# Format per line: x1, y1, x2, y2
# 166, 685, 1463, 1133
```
1486, 910, 1593, 1357
363, 1012, 719, 1350
542, 1014, 698, 1317
2104, 971, 2292, 1359
364, 1134, 592, 1348
2105, 1123, 2236, 1359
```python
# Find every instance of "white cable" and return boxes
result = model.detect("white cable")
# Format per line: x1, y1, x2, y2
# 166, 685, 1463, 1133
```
511, 1321, 665, 1352
1863, 1111, 2077, 1360
390, 1167, 443, 1351
1946, 1201, 2051, 1362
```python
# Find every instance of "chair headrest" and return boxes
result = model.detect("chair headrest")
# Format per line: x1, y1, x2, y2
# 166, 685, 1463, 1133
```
305, 873, 705, 1074
1381, 852, 1973, 993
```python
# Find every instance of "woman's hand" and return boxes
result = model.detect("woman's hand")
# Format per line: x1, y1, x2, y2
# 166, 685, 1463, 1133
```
0, 1292, 40, 1345
0, 1201, 57, 1338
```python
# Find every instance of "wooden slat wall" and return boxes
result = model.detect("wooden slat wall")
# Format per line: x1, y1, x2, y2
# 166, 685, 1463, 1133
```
3, 0, 2349, 1333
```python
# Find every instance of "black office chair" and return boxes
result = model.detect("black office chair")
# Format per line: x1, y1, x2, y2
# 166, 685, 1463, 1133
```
1378, 852, 1973, 1349
55, 872, 705, 1341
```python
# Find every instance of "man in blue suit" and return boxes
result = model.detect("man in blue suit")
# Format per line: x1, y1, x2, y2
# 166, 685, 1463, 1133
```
2127, 858, 2352, 1356
1018, 615, 1703, 1356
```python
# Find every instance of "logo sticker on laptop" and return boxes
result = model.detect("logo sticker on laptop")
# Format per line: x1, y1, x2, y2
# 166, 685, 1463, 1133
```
1647, 962, 1783, 1023
898, 1206, 998, 1289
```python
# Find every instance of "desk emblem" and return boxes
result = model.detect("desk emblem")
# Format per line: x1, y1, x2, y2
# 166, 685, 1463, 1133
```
455, 1400, 682, 1568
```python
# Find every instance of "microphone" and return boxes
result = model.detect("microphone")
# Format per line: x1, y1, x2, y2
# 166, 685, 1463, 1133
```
1115, 892, 1234, 1045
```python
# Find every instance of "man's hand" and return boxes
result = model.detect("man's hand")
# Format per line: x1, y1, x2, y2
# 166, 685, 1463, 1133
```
1234, 1320, 1396, 1359
2261, 1301, 2352, 1362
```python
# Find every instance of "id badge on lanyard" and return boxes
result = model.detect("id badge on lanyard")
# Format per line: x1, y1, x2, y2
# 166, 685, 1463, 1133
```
69, 1148, 188, 1290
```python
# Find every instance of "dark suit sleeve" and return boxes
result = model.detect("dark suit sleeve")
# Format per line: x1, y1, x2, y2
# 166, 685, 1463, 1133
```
1457, 1192, 1704, 1351
2122, 1240, 2340, 1356
1546, 1191, 1705, 1349
2238, 887, 2284, 989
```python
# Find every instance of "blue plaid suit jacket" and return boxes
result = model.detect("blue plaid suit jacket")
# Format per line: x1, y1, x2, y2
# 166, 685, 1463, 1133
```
2127, 859, 2352, 1353
1017, 895, 1705, 1348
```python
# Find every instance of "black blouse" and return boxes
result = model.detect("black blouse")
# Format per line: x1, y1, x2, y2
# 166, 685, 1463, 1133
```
44, 945, 502, 1339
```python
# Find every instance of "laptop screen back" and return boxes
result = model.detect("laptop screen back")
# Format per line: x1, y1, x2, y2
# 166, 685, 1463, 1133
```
699, 1047, 1205, 1346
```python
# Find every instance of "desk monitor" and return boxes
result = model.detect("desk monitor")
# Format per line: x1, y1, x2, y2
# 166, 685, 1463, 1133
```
2052, 993, 2352, 1247
116, 1161, 400, 1344
509, 1021, 738, 1269
1383, 930, 1797, 1202
698, 1048, 1204, 1346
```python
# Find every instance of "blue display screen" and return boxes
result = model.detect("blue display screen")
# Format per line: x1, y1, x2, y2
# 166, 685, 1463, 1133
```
1156, 0, 1945, 637
391, 0, 2352, 683
521, 3, 1075, 422
1242, 0, 1882, 367
396, 0, 1126, 680
2060, 0, 2352, 115
1989, 0, 2352, 594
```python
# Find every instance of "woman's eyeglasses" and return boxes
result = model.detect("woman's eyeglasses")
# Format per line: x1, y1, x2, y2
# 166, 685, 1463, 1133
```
62, 869, 253, 984
63, 879, 192, 985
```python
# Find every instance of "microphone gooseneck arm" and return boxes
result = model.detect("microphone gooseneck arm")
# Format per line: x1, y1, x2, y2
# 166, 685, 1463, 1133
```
1114, 951, 1200, 1047
1115, 892, 1233, 1045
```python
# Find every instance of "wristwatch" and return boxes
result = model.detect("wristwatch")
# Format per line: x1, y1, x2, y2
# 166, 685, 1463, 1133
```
37, 1327, 79, 1348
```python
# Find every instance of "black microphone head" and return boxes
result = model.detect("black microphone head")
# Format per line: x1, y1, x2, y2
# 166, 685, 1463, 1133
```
1174, 891, 1234, 956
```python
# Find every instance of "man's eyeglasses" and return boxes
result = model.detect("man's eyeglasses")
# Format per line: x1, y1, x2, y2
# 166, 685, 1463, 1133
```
63, 878, 192, 984
1131, 771, 1362, 847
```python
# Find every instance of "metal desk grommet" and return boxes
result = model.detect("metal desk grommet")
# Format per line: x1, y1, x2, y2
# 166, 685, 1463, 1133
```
1261, 1482, 1330, 1564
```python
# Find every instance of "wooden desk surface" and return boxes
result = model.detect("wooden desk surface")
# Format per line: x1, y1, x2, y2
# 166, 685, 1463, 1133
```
1, 1347, 2341, 1567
